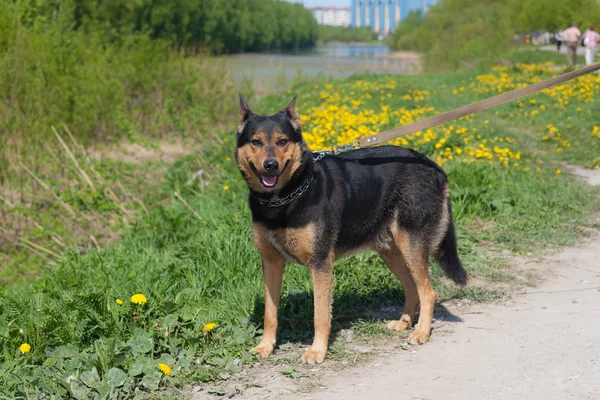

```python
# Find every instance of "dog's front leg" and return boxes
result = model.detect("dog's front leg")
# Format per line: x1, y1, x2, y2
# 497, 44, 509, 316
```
251, 237, 285, 358
302, 262, 333, 364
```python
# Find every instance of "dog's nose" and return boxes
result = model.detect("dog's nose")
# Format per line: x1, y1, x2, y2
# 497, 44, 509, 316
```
263, 159, 279, 172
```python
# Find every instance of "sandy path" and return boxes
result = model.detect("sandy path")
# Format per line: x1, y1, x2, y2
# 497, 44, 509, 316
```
287, 236, 600, 400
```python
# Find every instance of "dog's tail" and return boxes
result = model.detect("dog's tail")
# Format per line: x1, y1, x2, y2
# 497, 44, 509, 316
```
435, 200, 468, 286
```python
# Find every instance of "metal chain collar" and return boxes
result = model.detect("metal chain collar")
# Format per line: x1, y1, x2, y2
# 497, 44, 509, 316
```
255, 141, 358, 208
255, 175, 314, 208
312, 141, 358, 162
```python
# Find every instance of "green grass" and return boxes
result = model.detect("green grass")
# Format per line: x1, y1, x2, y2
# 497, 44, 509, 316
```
502, 46, 586, 65
1, 65, 599, 397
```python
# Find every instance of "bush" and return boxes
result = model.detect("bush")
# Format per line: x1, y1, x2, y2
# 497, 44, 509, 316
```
389, 0, 600, 71
318, 25, 378, 43
0, 2, 233, 162
389, 0, 512, 71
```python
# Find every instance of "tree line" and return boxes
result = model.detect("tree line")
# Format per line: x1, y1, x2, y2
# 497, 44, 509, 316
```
8, 0, 319, 54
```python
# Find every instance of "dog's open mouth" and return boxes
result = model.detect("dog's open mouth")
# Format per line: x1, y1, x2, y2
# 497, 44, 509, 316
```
260, 175, 277, 187
250, 160, 290, 189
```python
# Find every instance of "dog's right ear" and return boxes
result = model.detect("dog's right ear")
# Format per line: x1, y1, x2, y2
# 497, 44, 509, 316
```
238, 93, 253, 135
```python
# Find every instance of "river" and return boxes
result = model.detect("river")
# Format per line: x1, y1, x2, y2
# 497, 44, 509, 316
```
224, 43, 420, 95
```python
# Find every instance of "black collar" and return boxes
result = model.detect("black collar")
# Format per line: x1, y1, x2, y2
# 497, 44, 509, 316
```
253, 174, 314, 208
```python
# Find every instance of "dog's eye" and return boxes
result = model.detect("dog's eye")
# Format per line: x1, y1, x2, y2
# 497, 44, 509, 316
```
251, 139, 263, 147
277, 139, 288, 147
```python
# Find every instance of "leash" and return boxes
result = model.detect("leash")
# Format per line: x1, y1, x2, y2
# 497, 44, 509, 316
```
321, 62, 600, 152
264, 63, 600, 208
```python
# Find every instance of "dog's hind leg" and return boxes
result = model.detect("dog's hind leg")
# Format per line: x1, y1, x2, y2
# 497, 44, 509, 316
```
392, 228, 437, 345
302, 260, 334, 365
379, 248, 420, 332
251, 224, 285, 358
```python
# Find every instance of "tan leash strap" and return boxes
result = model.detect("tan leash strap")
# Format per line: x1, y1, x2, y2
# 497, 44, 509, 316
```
357, 62, 600, 148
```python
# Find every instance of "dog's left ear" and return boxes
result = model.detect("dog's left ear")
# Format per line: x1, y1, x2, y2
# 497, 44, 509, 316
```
281, 96, 301, 131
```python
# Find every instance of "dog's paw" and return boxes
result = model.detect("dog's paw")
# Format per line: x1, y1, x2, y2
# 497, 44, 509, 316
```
301, 346, 326, 365
408, 329, 430, 345
251, 342, 275, 358
386, 319, 411, 332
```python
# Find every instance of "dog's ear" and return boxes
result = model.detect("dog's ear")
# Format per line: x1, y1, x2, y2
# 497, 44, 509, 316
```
238, 93, 253, 135
281, 96, 301, 131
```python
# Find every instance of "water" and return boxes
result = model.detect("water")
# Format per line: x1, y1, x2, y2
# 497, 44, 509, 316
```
224, 43, 420, 95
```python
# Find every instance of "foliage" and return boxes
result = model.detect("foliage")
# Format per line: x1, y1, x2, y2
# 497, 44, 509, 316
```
0, 2, 234, 150
9, 0, 319, 54
390, 0, 512, 71
389, 0, 600, 71
318, 25, 378, 43
386, 10, 423, 51
1, 64, 599, 397
507, 0, 600, 33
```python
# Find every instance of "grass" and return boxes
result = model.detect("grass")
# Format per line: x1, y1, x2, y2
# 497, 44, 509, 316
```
0, 18, 234, 282
502, 46, 586, 65
1, 62, 599, 398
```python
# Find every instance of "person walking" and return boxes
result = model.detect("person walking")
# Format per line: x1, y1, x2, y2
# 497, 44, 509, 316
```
562, 23, 581, 67
581, 26, 600, 65
555, 30, 564, 52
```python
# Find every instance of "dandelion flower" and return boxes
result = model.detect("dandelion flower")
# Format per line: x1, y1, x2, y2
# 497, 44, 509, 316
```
115, 299, 123, 305
158, 363, 172, 376
203, 322, 217, 332
20, 343, 31, 354
555, 169, 562, 175
223, 186, 229, 191
131, 294, 147, 305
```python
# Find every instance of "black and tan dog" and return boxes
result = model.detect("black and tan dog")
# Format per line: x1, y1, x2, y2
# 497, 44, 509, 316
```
234, 95, 467, 364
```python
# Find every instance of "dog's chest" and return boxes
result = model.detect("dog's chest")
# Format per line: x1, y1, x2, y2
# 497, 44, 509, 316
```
266, 224, 315, 266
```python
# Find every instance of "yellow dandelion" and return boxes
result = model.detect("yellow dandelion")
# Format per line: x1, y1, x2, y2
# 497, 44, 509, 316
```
115, 299, 123, 305
20, 343, 31, 354
203, 322, 217, 332
158, 363, 172, 376
131, 294, 147, 305
226, 157, 232, 161
223, 186, 229, 191
555, 169, 561, 175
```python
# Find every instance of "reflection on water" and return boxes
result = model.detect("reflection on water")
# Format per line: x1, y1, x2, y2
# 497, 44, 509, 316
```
225, 44, 420, 95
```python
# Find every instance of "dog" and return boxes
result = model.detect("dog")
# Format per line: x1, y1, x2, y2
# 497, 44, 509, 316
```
234, 94, 467, 364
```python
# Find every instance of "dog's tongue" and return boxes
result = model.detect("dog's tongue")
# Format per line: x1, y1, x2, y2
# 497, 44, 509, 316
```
262, 175, 277, 187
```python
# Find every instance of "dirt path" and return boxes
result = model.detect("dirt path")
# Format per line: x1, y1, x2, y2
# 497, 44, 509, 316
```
196, 168, 599, 400
287, 236, 600, 400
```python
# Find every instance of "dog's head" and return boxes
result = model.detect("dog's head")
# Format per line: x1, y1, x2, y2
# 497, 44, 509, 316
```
234, 94, 309, 193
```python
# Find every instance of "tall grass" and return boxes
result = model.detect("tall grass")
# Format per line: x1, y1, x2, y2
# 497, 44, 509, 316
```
0, 4, 234, 281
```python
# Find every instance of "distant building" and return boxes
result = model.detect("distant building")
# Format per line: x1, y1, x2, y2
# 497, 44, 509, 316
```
310, 7, 351, 27
351, 0, 442, 34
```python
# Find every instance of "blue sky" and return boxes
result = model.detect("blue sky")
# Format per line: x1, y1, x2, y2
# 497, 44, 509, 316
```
287, 0, 350, 7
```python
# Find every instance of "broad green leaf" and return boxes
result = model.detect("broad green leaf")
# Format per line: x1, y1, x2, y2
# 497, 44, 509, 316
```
80, 367, 101, 389
104, 368, 128, 388
70, 380, 91, 400
128, 357, 156, 376
128, 333, 153, 354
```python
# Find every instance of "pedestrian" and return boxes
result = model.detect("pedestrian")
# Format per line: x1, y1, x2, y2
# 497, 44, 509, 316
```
562, 23, 581, 67
555, 30, 564, 52
581, 26, 600, 65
